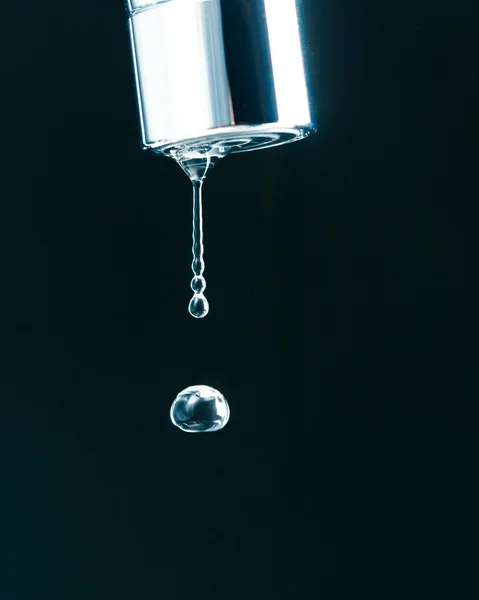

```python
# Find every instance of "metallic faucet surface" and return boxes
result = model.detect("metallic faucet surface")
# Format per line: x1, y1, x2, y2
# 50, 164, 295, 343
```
126, 0, 317, 166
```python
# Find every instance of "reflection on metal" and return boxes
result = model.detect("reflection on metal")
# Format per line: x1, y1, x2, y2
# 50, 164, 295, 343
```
126, 0, 316, 157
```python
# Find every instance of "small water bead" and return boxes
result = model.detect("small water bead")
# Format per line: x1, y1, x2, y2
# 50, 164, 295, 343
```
191, 276, 206, 294
170, 385, 230, 433
189, 293, 209, 319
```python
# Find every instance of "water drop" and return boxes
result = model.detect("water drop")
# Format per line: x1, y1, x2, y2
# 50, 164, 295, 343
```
170, 385, 230, 433
191, 275, 206, 294
188, 293, 209, 319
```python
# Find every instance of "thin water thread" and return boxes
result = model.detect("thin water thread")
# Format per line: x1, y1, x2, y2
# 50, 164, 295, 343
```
192, 180, 205, 279
188, 179, 209, 318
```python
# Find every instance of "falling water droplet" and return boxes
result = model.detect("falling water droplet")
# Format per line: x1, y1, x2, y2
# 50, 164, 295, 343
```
170, 385, 230, 433
188, 293, 209, 319
191, 276, 206, 294
188, 275, 208, 317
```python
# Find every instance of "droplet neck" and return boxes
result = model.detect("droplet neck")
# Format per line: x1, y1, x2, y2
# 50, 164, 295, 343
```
177, 156, 216, 183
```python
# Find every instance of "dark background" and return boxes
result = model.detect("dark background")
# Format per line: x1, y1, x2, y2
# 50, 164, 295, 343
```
1, 0, 477, 598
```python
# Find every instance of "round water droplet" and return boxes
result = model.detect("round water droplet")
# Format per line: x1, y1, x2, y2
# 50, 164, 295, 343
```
189, 293, 209, 318
170, 385, 230, 433
191, 276, 206, 294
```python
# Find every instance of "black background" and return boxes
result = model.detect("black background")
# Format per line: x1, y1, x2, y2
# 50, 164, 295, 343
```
1, 0, 477, 598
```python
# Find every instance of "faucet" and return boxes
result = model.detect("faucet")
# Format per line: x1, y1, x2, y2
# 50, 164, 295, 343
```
125, 0, 316, 174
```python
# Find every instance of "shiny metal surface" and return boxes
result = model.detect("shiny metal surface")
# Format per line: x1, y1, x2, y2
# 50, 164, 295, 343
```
126, 0, 316, 157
